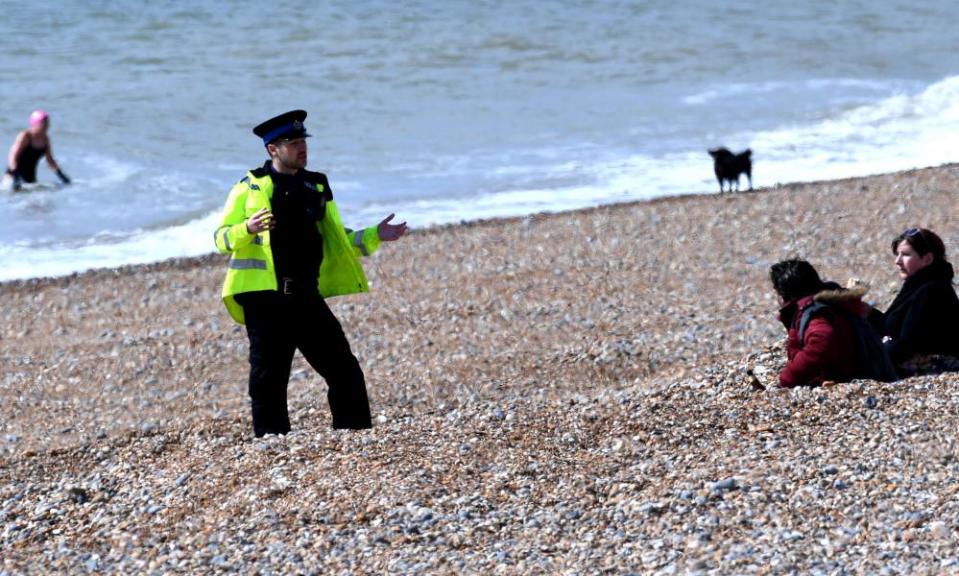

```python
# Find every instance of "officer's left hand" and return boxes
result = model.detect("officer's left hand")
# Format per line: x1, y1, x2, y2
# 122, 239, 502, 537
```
377, 213, 408, 242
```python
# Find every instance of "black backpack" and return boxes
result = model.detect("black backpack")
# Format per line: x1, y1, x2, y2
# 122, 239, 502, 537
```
799, 301, 899, 383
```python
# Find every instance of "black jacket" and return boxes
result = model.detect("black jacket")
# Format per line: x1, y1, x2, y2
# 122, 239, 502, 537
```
873, 261, 959, 364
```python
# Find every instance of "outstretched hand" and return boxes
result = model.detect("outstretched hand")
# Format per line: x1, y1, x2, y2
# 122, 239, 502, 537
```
377, 213, 408, 242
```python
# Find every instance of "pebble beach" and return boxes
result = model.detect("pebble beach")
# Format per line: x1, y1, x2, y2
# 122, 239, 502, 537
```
3, 164, 959, 574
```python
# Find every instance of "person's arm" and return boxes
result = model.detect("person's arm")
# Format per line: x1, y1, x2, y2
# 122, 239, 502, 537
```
885, 285, 934, 364
340, 211, 407, 257
5, 132, 28, 189
7, 131, 27, 173
779, 316, 836, 387
865, 305, 885, 335
214, 179, 263, 254
44, 140, 70, 184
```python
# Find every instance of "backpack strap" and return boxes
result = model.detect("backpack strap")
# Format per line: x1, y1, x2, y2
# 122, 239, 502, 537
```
798, 301, 831, 344
799, 299, 899, 382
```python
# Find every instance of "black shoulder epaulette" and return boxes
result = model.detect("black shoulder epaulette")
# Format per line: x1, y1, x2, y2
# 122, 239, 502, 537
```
301, 170, 333, 200
300, 169, 327, 182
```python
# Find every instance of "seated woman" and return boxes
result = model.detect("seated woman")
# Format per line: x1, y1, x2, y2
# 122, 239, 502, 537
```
868, 227, 959, 376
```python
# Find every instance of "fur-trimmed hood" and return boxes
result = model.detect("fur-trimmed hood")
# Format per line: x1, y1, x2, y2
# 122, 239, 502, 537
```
778, 281, 868, 330
813, 283, 868, 306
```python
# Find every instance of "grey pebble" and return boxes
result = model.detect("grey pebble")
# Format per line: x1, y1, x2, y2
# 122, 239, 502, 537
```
712, 478, 737, 493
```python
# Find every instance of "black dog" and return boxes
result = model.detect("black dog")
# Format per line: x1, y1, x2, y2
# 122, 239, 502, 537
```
708, 147, 752, 193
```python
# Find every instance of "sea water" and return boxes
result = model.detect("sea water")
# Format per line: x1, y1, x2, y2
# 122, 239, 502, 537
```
1, 0, 958, 280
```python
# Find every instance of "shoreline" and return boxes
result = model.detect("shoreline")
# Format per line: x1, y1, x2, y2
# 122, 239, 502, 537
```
4, 160, 956, 292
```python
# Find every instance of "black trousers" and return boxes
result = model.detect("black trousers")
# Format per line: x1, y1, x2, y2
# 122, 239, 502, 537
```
237, 290, 372, 436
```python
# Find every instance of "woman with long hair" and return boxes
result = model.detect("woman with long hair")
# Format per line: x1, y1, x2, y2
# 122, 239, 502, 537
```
868, 227, 959, 376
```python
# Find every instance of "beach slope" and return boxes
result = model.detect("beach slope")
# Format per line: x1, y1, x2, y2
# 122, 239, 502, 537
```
2, 164, 959, 573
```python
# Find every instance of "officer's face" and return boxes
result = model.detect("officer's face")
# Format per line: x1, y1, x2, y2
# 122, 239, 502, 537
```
270, 137, 308, 171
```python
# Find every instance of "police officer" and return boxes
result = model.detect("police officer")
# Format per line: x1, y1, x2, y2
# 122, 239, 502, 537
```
215, 110, 407, 437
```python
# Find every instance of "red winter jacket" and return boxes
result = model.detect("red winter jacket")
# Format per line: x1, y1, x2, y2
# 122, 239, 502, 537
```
778, 287, 864, 388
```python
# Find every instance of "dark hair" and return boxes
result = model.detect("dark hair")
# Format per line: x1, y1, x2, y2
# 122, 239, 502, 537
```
892, 227, 953, 280
891, 227, 946, 259
769, 259, 823, 301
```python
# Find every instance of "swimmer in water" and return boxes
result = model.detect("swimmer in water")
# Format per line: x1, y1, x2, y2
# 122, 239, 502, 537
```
3, 109, 70, 191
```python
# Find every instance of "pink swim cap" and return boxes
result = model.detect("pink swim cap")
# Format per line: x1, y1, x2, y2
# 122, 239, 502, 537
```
29, 109, 49, 127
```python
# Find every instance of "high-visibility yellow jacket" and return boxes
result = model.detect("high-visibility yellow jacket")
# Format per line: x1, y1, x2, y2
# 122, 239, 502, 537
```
214, 163, 381, 324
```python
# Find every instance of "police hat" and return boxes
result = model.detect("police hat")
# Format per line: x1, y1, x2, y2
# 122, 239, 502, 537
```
253, 109, 312, 145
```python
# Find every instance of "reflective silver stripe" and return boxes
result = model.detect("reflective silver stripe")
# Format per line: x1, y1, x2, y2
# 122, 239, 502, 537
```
353, 230, 369, 256
252, 235, 263, 245
220, 229, 232, 252
229, 258, 267, 270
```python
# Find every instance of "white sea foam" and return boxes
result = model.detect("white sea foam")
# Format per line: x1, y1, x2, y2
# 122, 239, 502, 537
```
0, 211, 221, 282
682, 78, 909, 106
3, 75, 958, 282
749, 74, 959, 184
